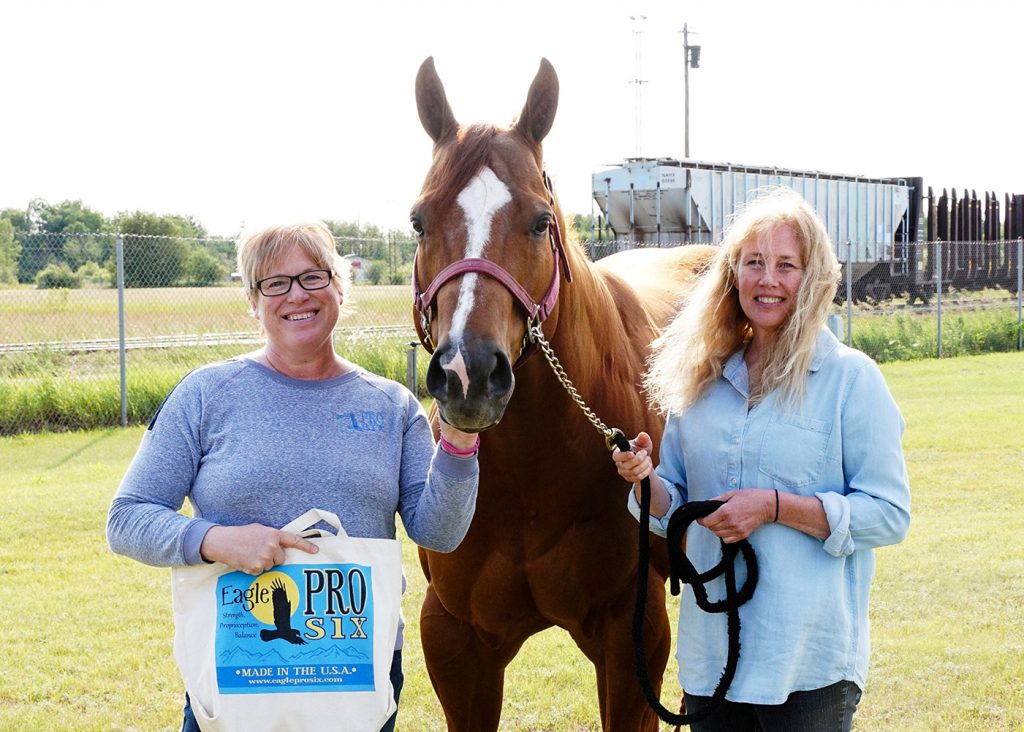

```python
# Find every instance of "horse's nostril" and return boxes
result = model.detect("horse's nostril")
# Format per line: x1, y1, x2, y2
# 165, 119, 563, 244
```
425, 357, 449, 400
487, 351, 513, 399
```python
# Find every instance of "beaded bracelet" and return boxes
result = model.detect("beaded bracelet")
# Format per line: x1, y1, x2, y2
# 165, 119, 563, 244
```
439, 434, 480, 457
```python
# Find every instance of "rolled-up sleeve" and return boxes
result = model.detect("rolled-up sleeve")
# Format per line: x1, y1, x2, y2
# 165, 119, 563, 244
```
625, 416, 689, 537
821, 361, 911, 557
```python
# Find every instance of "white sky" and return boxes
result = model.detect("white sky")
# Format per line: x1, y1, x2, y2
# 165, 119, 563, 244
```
2, 0, 1021, 237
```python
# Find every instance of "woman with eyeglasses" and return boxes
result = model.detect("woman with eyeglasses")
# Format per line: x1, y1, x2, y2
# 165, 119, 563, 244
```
612, 189, 911, 731
107, 221, 479, 732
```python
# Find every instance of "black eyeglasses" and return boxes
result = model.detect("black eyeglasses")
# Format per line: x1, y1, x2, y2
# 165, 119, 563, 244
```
253, 269, 334, 297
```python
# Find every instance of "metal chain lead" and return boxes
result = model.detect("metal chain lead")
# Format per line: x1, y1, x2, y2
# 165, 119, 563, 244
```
529, 322, 624, 451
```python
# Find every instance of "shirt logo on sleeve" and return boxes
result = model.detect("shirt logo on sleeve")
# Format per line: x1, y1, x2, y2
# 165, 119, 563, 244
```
335, 411, 387, 433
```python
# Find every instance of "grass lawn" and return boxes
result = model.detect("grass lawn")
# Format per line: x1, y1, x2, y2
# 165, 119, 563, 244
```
0, 352, 1022, 730
0, 283, 412, 344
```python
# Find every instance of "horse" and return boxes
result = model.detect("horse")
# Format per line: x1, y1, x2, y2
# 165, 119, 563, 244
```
410, 56, 717, 730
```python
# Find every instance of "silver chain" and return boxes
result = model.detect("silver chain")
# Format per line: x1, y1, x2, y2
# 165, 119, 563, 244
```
528, 322, 624, 451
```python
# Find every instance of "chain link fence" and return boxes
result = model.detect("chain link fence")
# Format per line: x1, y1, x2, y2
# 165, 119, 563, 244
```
586, 238, 1024, 361
1, 231, 420, 435
2, 234, 1022, 435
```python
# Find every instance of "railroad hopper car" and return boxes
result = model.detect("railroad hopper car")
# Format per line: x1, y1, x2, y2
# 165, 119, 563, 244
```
592, 158, 1021, 302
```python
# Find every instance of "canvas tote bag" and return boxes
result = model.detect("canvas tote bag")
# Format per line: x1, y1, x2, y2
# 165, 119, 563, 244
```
171, 508, 402, 731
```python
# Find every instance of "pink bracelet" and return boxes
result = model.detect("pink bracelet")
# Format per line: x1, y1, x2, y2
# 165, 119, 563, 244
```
439, 434, 480, 457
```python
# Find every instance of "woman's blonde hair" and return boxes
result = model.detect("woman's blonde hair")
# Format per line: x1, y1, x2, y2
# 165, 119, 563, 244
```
645, 187, 840, 414
236, 221, 352, 304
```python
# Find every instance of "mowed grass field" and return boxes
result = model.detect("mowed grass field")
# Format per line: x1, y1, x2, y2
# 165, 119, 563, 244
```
0, 283, 413, 344
0, 352, 1022, 730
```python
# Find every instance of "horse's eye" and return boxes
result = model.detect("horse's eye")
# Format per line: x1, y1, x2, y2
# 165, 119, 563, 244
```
410, 215, 425, 237
530, 216, 552, 237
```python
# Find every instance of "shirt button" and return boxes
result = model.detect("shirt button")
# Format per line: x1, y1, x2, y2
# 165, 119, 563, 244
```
730, 478, 737, 486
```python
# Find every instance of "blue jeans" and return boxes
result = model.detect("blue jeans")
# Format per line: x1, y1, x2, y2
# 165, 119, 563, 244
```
684, 680, 862, 732
182, 649, 404, 731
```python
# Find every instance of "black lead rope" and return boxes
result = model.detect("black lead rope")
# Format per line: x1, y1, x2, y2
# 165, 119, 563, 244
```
612, 432, 758, 727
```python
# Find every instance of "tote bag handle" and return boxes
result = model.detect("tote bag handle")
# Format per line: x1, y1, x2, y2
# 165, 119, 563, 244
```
280, 508, 349, 539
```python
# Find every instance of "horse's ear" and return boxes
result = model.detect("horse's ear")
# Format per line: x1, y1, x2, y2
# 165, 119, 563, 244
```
416, 56, 458, 145
515, 58, 559, 146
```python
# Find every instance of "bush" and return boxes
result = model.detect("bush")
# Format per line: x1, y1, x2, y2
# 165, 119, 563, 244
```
35, 262, 82, 289
849, 310, 1021, 362
185, 249, 227, 286
75, 260, 111, 287
366, 262, 384, 285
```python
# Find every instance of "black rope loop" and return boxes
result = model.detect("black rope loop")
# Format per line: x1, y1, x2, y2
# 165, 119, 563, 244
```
612, 431, 758, 727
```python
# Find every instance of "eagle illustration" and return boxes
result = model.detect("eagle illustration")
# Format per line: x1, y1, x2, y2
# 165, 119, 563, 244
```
259, 579, 307, 645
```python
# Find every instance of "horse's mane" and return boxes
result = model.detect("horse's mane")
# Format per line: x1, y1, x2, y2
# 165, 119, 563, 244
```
419, 124, 500, 215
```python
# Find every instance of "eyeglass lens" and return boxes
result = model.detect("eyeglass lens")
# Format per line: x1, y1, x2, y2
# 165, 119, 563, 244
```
257, 270, 332, 296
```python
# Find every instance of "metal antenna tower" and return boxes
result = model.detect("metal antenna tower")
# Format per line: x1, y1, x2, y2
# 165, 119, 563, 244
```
629, 15, 648, 158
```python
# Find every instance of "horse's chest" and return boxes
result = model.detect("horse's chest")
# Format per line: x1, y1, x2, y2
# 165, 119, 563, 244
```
428, 503, 638, 628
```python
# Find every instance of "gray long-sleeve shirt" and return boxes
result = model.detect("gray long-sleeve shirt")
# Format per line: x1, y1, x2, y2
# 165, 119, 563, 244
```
107, 357, 478, 569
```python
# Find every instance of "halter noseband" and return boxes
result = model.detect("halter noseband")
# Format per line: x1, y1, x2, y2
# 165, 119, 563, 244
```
412, 172, 572, 368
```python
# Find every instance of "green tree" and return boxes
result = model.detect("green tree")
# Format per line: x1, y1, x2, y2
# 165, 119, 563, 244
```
0, 219, 20, 284
61, 222, 108, 271
2, 207, 35, 284
195, 237, 237, 273
184, 248, 227, 286
164, 214, 207, 239
323, 220, 387, 259
38, 200, 106, 234
388, 228, 418, 265
116, 212, 191, 287
571, 213, 614, 241
14, 200, 108, 282
366, 262, 384, 285
75, 260, 109, 287
0, 208, 29, 232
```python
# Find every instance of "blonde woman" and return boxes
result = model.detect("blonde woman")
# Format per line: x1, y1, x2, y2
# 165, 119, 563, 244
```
613, 189, 910, 731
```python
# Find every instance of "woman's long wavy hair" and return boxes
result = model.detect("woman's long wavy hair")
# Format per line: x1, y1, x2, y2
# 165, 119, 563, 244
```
645, 187, 840, 414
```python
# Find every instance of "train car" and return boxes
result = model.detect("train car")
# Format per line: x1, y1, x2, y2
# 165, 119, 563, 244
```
590, 157, 1022, 303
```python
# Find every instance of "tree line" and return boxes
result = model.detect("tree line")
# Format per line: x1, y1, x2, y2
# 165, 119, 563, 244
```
0, 200, 422, 289
0, 200, 604, 289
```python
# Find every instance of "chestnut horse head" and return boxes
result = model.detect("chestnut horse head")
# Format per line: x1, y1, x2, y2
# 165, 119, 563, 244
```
411, 57, 572, 432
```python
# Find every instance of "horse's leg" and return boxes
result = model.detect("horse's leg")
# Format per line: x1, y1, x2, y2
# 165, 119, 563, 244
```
420, 584, 529, 732
572, 567, 672, 732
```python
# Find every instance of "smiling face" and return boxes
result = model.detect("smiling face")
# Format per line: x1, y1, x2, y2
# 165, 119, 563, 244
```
735, 224, 805, 341
251, 244, 342, 361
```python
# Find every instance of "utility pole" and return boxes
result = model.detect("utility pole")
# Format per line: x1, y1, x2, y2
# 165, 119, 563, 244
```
629, 15, 647, 158
681, 23, 701, 159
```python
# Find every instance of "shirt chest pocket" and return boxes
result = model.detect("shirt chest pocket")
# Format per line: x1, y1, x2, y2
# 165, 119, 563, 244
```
758, 413, 832, 489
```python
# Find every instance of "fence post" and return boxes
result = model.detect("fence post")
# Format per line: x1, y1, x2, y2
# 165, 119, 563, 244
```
936, 241, 943, 358
116, 233, 128, 427
1017, 237, 1022, 352
845, 241, 853, 346
406, 341, 419, 396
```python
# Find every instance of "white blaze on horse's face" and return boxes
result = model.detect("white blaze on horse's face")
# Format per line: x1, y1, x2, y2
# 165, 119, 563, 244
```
440, 166, 512, 397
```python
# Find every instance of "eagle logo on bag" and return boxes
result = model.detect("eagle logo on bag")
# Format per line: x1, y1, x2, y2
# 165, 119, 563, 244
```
213, 565, 375, 693
259, 579, 307, 646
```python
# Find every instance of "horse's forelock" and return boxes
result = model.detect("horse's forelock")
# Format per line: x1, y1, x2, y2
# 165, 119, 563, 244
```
421, 124, 504, 217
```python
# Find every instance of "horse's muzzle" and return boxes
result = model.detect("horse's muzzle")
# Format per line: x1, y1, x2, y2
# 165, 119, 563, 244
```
426, 338, 514, 432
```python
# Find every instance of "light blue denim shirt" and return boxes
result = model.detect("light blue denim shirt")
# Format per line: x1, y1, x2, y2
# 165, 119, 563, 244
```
628, 328, 910, 703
